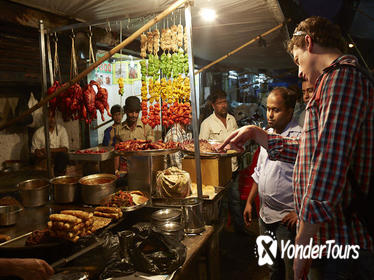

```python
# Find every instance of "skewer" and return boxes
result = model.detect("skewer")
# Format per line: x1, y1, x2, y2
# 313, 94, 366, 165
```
0, 231, 32, 247
195, 19, 290, 75
0, 0, 188, 131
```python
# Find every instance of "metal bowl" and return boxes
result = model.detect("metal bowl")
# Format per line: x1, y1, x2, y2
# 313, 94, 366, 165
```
2, 160, 23, 171
153, 221, 184, 241
0, 205, 23, 226
50, 176, 80, 204
151, 208, 181, 226
18, 179, 50, 207
79, 174, 117, 205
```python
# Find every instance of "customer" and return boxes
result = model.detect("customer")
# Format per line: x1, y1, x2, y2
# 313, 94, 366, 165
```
244, 87, 301, 280
164, 123, 190, 169
31, 109, 69, 176
297, 79, 314, 126
199, 89, 244, 232
221, 16, 373, 280
0, 258, 54, 280
102, 104, 123, 146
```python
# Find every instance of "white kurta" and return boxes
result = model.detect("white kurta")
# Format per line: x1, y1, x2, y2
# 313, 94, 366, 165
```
31, 124, 69, 153
199, 112, 238, 171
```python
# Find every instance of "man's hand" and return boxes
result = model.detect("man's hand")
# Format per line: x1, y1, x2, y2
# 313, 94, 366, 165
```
9, 258, 54, 280
282, 211, 298, 229
243, 203, 253, 226
219, 125, 268, 152
293, 221, 320, 279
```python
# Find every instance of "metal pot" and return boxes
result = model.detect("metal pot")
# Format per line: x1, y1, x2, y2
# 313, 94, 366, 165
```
0, 205, 23, 226
18, 178, 50, 207
153, 221, 184, 241
151, 208, 181, 227
50, 176, 80, 204
2, 160, 23, 171
79, 174, 117, 205
181, 197, 205, 234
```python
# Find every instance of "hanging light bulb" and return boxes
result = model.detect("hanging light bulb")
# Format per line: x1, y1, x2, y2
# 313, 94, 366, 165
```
199, 8, 217, 22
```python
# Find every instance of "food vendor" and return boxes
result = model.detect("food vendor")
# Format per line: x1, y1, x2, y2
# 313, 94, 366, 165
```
199, 89, 244, 233
119, 96, 154, 142
102, 104, 123, 146
31, 109, 69, 177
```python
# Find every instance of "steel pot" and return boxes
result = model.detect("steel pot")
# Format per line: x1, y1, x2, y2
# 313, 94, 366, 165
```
18, 178, 50, 207
2, 160, 23, 171
181, 197, 205, 234
79, 174, 117, 205
153, 221, 184, 241
50, 176, 80, 204
151, 208, 181, 227
0, 205, 23, 226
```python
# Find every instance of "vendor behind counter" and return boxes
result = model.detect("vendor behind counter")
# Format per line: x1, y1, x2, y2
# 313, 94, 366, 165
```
31, 109, 69, 177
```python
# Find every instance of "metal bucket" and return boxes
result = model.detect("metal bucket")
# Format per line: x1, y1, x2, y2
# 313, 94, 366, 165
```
50, 176, 80, 204
181, 197, 205, 234
18, 178, 50, 207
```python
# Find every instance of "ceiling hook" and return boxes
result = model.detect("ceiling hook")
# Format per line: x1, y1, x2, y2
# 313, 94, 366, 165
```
105, 20, 111, 32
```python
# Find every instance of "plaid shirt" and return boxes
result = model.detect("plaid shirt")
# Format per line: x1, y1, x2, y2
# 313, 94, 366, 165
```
267, 55, 374, 250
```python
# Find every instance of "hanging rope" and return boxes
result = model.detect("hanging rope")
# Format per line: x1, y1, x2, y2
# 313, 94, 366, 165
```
88, 26, 96, 64
70, 29, 78, 80
53, 33, 62, 82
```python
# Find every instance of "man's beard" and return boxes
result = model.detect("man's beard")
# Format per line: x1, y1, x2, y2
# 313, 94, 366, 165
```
216, 110, 227, 118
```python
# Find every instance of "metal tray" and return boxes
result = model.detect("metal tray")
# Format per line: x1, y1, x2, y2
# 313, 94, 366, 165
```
69, 146, 114, 162
101, 191, 150, 212
115, 148, 179, 157
181, 149, 242, 158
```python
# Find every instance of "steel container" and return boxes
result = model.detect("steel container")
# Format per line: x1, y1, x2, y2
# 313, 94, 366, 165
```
0, 205, 23, 226
18, 178, 50, 207
153, 221, 184, 241
2, 160, 23, 171
79, 174, 117, 205
181, 197, 205, 234
50, 176, 80, 204
150, 208, 181, 227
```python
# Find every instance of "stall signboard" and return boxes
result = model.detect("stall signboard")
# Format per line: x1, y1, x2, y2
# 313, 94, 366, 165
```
128, 61, 141, 83
87, 60, 113, 86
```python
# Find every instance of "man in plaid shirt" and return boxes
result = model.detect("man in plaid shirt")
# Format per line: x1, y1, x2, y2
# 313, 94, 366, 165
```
221, 17, 373, 279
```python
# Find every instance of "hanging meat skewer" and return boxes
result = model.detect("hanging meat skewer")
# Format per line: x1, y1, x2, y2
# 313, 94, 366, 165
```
147, 31, 153, 54
177, 24, 183, 48
140, 33, 147, 58
153, 29, 160, 55
160, 29, 167, 51
171, 25, 178, 52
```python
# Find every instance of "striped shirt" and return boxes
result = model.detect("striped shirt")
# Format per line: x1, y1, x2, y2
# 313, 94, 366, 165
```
267, 55, 373, 250
164, 124, 191, 169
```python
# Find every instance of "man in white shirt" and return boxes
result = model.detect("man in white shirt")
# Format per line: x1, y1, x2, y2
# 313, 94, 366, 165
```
199, 89, 243, 232
244, 87, 302, 280
31, 110, 69, 176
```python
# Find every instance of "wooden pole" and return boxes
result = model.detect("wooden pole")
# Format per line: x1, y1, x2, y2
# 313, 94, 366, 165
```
195, 20, 289, 75
0, 0, 188, 131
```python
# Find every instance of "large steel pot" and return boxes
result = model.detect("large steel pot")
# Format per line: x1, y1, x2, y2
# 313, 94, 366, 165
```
79, 174, 117, 205
18, 179, 50, 207
50, 176, 80, 204
0, 205, 23, 226
153, 221, 184, 241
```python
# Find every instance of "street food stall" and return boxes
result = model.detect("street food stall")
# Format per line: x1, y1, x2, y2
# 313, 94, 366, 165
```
0, 1, 226, 279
